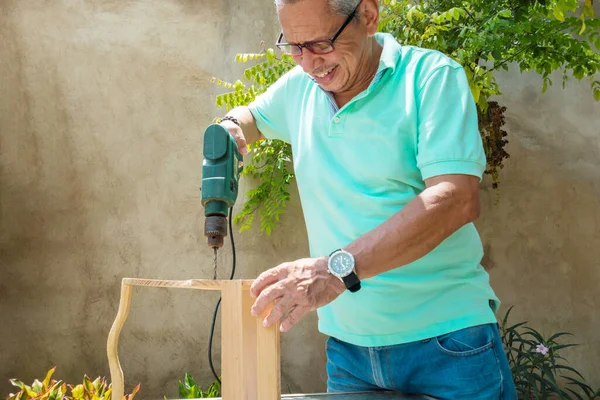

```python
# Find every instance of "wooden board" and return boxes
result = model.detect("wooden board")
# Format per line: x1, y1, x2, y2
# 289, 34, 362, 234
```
107, 283, 132, 400
107, 277, 281, 400
256, 300, 280, 399
122, 277, 254, 290
221, 280, 246, 399
221, 280, 281, 400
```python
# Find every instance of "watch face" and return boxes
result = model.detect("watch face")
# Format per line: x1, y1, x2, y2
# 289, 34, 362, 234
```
329, 251, 354, 277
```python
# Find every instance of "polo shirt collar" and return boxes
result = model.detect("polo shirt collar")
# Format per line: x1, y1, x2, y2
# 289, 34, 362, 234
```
375, 32, 401, 74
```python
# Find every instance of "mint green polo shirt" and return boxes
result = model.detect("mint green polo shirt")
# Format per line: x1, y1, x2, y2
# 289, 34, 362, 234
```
248, 32, 500, 347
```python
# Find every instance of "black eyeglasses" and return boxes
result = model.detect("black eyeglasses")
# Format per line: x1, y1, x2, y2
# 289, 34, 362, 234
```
276, 0, 361, 56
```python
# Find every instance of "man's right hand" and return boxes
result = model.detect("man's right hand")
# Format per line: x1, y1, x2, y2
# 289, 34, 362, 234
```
218, 107, 264, 156
220, 120, 248, 156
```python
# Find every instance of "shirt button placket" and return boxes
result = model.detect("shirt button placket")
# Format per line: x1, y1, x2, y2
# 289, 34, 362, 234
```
330, 115, 343, 136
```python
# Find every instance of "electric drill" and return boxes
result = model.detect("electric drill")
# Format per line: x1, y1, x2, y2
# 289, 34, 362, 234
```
200, 123, 243, 275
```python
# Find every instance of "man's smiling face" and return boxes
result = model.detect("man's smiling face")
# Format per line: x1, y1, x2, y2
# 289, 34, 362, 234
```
277, 0, 368, 93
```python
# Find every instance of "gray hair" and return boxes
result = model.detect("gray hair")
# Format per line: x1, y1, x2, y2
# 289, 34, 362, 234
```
274, 0, 360, 17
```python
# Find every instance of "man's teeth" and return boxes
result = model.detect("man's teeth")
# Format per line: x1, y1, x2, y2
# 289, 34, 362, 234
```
315, 67, 335, 78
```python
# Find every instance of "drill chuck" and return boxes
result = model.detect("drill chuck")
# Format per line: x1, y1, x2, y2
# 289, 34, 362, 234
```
205, 215, 228, 249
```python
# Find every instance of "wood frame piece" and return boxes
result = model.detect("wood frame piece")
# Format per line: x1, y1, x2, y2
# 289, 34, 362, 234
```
106, 278, 280, 400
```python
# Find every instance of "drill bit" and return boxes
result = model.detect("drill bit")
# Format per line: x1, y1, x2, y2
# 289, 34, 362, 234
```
205, 215, 227, 281
213, 247, 218, 280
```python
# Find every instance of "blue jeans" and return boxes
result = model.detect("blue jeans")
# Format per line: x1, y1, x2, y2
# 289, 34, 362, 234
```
326, 323, 517, 399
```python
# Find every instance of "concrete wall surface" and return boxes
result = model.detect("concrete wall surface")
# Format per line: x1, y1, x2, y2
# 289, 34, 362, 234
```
0, 0, 322, 397
1, 0, 599, 398
478, 66, 600, 388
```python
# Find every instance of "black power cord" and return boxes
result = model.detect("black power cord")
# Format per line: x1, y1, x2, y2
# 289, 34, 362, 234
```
207, 206, 236, 385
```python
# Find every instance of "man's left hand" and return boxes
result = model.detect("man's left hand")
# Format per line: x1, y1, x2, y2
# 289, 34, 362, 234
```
250, 257, 345, 332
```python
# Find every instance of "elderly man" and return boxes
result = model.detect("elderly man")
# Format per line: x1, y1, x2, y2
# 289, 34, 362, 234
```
218, 0, 517, 398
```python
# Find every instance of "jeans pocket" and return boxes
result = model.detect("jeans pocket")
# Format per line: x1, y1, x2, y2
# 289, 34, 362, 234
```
434, 323, 494, 357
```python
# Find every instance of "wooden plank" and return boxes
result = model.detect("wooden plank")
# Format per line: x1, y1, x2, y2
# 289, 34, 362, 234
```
221, 280, 246, 400
107, 278, 280, 400
257, 302, 281, 400
107, 283, 133, 400
242, 288, 258, 399
122, 278, 253, 290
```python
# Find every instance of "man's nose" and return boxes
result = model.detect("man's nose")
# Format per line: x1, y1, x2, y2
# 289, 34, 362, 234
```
294, 52, 322, 74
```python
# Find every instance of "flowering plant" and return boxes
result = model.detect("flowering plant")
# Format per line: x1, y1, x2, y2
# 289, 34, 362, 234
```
500, 306, 600, 399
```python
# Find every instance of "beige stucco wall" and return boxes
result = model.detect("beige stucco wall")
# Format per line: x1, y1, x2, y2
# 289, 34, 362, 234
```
478, 66, 600, 387
0, 0, 321, 397
1, 0, 598, 398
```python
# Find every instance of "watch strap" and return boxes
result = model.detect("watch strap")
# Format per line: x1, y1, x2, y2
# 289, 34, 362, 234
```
342, 272, 361, 293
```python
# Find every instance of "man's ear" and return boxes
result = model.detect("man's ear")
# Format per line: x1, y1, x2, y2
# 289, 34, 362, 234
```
362, 0, 380, 36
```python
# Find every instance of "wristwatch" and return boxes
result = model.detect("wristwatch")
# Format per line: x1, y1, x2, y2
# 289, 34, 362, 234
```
327, 249, 361, 293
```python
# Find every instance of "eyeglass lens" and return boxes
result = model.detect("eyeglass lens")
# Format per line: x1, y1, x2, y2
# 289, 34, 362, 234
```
279, 41, 334, 56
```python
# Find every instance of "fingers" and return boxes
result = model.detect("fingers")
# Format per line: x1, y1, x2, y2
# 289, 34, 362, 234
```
250, 266, 286, 298
260, 295, 294, 328
220, 121, 248, 155
280, 305, 309, 332
251, 280, 286, 318
233, 130, 248, 155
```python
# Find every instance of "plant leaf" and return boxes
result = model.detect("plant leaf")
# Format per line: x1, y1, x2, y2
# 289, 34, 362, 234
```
127, 383, 141, 400
553, 343, 579, 352
84, 375, 95, 394
43, 367, 57, 389
71, 384, 85, 399
547, 331, 573, 342
9, 379, 26, 390
556, 364, 588, 380
566, 387, 586, 400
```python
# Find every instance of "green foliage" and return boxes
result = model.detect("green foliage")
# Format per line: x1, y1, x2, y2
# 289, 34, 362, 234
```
231, 138, 294, 235
379, 0, 600, 186
212, 0, 600, 234
172, 373, 220, 399
500, 306, 600, 399
4, 367, 140, 400
5, 367, 67, 400
379, 0, 600, 106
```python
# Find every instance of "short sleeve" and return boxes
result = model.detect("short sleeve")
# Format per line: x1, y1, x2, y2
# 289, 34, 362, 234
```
415, 65, 487, 181
247, 69, 295, 144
